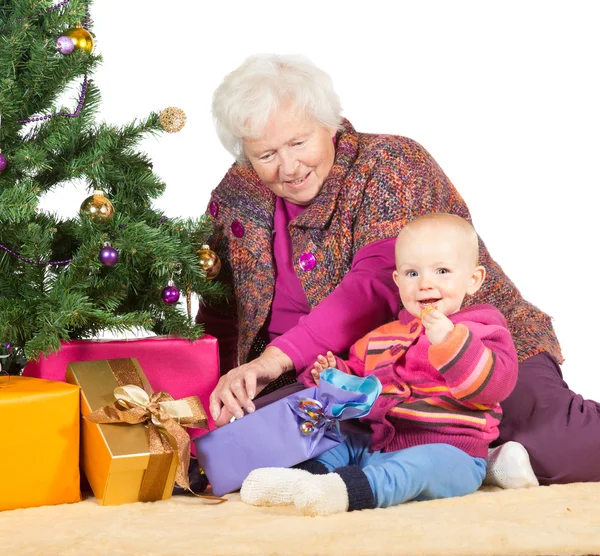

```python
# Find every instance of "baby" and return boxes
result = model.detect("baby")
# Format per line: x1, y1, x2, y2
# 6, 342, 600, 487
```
241, 213, 520, 516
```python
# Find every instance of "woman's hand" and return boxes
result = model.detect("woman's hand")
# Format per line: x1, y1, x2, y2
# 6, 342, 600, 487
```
209, 346, 293, 427
309, 351, 337, 385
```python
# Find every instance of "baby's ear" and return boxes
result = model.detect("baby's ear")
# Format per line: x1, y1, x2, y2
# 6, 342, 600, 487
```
466, 266, 486, 295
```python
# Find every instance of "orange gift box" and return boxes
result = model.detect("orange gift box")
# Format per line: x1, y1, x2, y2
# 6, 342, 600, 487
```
65, 358, 207, 506
0, 376, 81, 512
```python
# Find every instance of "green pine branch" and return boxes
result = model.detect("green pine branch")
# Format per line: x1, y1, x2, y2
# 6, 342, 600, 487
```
0, 0, 229, 373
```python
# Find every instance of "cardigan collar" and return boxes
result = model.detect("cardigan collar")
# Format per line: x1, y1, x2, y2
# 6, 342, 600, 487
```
294, 118, 359, 230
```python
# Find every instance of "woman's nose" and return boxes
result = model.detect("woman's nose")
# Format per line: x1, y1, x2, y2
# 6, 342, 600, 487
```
279, 150, 299, 176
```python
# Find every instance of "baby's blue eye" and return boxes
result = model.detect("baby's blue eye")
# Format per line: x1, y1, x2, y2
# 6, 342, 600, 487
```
406, 270, 418, 277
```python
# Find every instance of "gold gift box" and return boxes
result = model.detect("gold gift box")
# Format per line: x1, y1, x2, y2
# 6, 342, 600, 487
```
66, 358, 178, 506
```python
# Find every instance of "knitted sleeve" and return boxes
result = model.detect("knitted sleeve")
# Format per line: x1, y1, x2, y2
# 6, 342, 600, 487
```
195, 168, 239, 374
201, 169, 239, 309
427, 323, 519, 406
350, 135, 562, 364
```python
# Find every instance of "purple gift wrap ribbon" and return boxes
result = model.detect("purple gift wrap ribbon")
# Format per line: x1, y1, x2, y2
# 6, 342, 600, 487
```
292, 398, 337, 436
286, 368, 383, 451
287, 397, 344, 454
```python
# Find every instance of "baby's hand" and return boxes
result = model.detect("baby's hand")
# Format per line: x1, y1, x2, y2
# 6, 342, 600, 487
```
309, 351, 337, 385
421, 308, 454, 345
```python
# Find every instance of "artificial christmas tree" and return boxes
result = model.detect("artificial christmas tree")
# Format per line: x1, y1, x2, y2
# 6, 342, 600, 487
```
0, 0, 227, 375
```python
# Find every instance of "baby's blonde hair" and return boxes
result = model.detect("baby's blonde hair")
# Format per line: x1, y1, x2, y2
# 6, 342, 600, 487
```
397, 213, 480, 267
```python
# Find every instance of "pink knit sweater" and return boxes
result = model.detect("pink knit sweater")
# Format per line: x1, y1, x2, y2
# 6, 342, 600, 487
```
332, 304, 518, 458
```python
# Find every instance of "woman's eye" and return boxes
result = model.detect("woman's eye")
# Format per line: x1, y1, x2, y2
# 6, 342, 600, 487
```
259, 153, 274, 161
292, 141, 305, 147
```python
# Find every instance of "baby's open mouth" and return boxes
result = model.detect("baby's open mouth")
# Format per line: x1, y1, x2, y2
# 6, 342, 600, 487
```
419, 299, 440, 308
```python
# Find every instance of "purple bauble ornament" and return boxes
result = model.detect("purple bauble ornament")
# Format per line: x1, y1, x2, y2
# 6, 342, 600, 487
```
99, 244, 118, 266
56, 35, 75, 55
161, 283, 180, 305
0, 153, 7, 174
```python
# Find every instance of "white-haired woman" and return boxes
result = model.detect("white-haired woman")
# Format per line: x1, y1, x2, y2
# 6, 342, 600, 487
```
199, 54, 599, 487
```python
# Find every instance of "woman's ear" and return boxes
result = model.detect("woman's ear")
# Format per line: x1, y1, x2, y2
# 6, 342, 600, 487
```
466, 266, 486, 296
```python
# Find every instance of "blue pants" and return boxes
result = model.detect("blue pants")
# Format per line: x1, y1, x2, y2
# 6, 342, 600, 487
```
314, 434, 487, 508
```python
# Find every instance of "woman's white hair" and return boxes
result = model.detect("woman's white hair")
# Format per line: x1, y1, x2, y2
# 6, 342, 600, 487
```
212, 54, 344, 161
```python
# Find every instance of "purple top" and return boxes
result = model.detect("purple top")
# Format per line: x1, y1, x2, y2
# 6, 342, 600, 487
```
199, 192, 399, 378
264, 197, 310, 340
267, 199, 398, 380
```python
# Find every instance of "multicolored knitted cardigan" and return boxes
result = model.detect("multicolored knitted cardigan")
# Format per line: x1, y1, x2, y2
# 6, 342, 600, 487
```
204, 119, 562, 368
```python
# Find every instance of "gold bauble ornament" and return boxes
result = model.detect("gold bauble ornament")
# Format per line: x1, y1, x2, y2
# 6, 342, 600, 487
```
159, 107, 187, 133
197, 244, 221, 280
80, 190, 114, 223
65, 25, 94, 53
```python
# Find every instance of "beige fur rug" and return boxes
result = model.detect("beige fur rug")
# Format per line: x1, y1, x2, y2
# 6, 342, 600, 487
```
2, 483, 600, 555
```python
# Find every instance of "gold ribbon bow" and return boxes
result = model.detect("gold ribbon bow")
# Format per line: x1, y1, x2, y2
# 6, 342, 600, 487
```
85, 384, 219, 500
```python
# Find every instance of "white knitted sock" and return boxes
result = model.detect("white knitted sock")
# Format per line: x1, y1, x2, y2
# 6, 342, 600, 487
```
484, 441, 539, 489
292, 473, 349, 517
240, 467, 313, 506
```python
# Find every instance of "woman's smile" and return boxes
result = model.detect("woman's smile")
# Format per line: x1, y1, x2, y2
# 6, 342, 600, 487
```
283, 171, 312, 188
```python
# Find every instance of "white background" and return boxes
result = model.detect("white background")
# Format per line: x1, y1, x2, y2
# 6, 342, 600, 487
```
44, 1, 599, 398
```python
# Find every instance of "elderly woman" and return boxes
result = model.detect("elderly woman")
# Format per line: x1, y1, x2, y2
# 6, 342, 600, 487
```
199, 54, 599, 487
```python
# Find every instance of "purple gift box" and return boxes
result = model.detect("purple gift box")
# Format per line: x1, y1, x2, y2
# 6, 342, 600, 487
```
194, 369, 381, 496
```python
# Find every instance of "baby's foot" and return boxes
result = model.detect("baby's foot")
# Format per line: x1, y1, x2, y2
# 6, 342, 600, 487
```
484, 441, 539, 489
292, 473, 349, 516
240, 467, 312, 506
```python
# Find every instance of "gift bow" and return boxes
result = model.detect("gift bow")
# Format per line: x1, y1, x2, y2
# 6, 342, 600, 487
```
294, 398, 334, 435
85, 384, 207, 493
289, 368, 383, 438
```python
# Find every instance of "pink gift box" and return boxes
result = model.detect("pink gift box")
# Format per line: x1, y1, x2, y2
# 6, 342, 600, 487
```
22, 335, 220, 438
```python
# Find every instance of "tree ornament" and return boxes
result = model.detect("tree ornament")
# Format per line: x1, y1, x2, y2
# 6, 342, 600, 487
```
0, 343, 12, 375
159, 107, 186, 133
197, 244, 221, 280
80, 190, 115, 223
161, 281, 180, 305
99, 243, 118, 266
186, 283, 192, 318
56, 35, 75, 55
0, 153, 7, 174
65, 25, 94, 54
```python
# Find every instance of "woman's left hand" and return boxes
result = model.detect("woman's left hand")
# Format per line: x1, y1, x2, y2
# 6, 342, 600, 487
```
209, 346, 294, 427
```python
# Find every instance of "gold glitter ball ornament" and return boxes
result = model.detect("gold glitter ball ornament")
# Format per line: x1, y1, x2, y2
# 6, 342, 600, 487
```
197, 244, 221, 280
159, 107, 187, 133
65, 25, 94, 54
80, 190, 114, 223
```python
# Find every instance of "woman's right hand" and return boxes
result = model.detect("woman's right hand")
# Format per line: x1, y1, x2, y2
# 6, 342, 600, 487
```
209, 346, 293, 427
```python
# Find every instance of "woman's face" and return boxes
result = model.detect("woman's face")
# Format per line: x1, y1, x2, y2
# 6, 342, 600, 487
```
242, 103, 336, 205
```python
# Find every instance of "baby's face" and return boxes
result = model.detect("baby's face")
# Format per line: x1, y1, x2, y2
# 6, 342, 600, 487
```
393, 227, 479, 319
